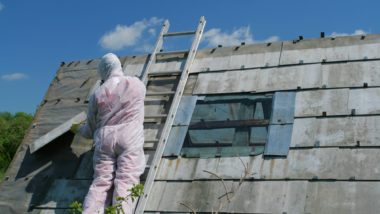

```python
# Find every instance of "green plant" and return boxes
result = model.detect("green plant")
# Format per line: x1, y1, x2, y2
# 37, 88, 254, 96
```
69, 201, 83, 214
0, 112, 33, 179
105, 183, 145, 214
128, 183, 144, 202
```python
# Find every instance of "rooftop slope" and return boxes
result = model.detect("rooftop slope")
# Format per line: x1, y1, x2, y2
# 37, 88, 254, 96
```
0, 34, 380, 213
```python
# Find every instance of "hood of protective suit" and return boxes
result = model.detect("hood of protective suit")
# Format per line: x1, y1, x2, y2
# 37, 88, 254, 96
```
97, 53, 124, 81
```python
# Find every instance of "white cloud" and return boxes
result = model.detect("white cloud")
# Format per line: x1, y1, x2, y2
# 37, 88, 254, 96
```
330, 29, 368, 37
99, 17, 163, 51
0, 2, 4, 12
1, 73, 28, 81
148, 28, 156, 36
202, 26, 279, 47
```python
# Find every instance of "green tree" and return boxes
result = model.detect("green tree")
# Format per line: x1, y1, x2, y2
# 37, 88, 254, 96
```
0, 112, 33, 179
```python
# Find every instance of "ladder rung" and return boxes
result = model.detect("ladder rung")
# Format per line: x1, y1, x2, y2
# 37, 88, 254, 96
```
145, 114, 168, 118
163, 31, 196, 37
145, 97, 170, 102
156, 50, 189, 56
146, 92, 175, 96
145, 139, 159, 143
144, 141, 158, 150
148, 70, 182, 77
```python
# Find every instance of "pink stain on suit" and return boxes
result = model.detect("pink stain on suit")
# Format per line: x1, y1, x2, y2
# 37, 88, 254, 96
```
79, 53, 146, 214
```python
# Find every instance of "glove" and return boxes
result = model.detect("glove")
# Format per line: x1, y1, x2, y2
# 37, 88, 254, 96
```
70, 123, 81, 134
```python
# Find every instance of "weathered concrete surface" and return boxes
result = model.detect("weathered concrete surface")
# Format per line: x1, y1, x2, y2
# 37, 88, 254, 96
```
295, 88, 380, 117
291, 116, 380, 147
147, 180, 380, 214
156, 148, 380, 180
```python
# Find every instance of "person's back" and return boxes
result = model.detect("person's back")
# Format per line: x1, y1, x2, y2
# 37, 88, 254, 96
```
95, 75, 145, 127
79, 53, 146, 214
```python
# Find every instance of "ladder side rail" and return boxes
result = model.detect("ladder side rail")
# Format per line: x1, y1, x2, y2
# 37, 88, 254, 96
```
135, 16, 206, 213
141, 20, 170, 85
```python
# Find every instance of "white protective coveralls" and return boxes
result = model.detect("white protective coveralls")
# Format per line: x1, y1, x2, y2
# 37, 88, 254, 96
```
79, 53, 146, 214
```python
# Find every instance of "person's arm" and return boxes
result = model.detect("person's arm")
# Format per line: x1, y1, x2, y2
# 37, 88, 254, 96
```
78, 94, 98, 139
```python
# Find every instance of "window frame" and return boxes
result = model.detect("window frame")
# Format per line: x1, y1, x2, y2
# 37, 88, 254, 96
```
180, 93, 273, 157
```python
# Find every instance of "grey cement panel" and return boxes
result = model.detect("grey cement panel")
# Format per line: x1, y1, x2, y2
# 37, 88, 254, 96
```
36, 100, 87, 130
193, 71, 235, 94
193, 64, 322, 94
295, 89, 350, 117
354, 116, 380, 146
296, 88, 380, 117
281, 46, 350, 65
184, 74, 198, 95
124, 63, 145, 77
259, 64, 321, 92
157, 148, 380, 180
281, 43, 380, 66
145, 181, 167, 211
29, 100, 88, 143
85, 80, 101, 102
321, 61, 380, 88
30, 111, 87, 153
193, 69, 265, 94
305, 182, 380, 214
194, 41, 282, 58
62, 58, 100, 71
73, 150, 94, 179
144, 124, 164, 141
147, 180, 380, 214
348, 88, 380, 115
145, 101, 168, 116
243, 51, 281, 68
35, 179, 91, 208
0, 178, 34, 213
0, 139, 89, 213
293, 35, 380, 49
192, 56, 230, 72
280, 35, 380, 65
47, 69, 98, 101
151, 60, 184, 73
38, 209, 68, 214
123, 55, 150, 65
145, 149, 156, 167
146, 76, 179, 93
191, 51, 281, 73
291, 116, 380, 148
347, 43, 380, 61
146, 180, 308, 213
35, 180, 380, 214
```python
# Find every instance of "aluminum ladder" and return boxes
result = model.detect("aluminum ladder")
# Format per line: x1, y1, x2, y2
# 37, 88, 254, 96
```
136, 16, 206, 213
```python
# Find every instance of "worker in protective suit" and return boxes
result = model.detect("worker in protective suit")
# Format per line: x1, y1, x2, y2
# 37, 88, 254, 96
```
76, 53, 146, 214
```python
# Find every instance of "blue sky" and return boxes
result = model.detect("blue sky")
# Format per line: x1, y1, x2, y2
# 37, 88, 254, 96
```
0, 0, 379, 114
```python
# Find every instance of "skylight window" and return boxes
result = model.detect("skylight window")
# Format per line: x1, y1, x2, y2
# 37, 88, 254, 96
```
181, 94, 273, 157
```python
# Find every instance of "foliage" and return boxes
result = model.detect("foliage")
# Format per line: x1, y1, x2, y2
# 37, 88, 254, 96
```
0, 112, 33, 179
69, 201, 83, 214
128, 183, 144, 202
69, 183, 144, 214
